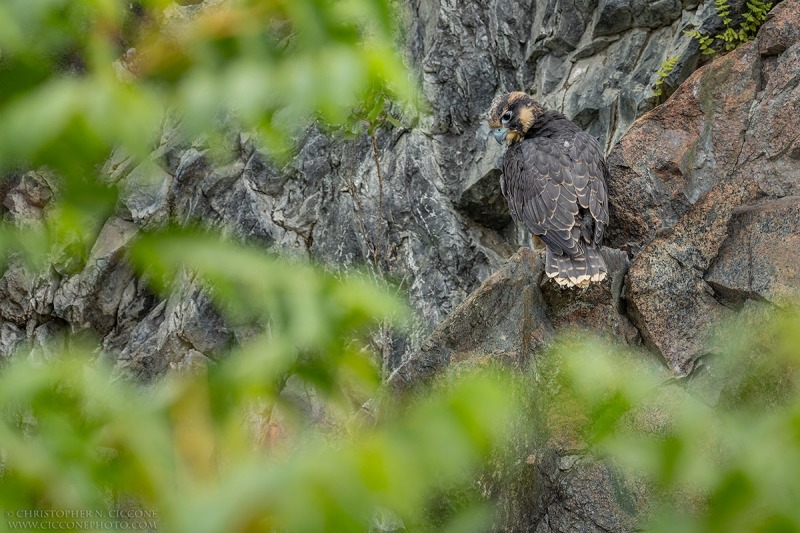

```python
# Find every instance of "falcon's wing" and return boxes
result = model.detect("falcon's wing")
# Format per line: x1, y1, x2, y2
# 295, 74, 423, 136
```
501, 133, 608, 255
501, 138, 580, 256
569, 131, 609, 244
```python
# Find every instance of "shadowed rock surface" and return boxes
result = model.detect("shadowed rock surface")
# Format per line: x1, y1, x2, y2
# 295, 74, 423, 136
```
389, 247, 634, 391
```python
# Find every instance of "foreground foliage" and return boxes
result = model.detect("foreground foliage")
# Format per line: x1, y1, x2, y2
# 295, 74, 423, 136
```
539, 305, 800, 532
0, 1, 514, 531
0, 301, 518, 532
0, 0, 415, 264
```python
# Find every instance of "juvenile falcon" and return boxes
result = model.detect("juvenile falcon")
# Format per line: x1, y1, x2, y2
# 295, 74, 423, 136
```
487, 92, 609, 288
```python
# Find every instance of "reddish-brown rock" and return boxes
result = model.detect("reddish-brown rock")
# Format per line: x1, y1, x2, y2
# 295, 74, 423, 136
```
758, 0, 800, 56
610, 0, 800, 375
707, 197, 800, 305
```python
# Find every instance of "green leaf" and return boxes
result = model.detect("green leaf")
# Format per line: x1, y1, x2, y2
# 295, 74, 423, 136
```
385, 115, 404, 129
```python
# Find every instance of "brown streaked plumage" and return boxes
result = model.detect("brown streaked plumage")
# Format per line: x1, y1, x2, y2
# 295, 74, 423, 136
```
487, 92, 609, 288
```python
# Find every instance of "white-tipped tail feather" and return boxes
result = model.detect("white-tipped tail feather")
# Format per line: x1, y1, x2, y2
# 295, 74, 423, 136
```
545, 247, 607, 288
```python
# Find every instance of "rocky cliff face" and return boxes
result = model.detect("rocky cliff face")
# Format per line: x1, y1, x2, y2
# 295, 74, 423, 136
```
390, 0, 800, 530
1, 0, 798, 529
612, 0, 800, 376
1, 0, 777, 375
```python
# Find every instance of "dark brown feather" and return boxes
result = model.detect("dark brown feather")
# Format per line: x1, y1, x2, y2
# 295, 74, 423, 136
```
497, 107, 610, 285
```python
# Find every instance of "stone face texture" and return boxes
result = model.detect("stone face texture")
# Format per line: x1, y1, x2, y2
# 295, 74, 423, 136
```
389, 247, 635, 390
0, 0, 786, 378
3, 171, 54, 223
52, 217, 142, 336
387, 2, 800, 530
706, 198, 800, 305
389, 248, 554, 391
615, 6, 800, 375
758, 0, 800, 56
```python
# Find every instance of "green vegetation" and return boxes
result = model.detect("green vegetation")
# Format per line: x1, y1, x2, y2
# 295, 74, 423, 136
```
0, 0, 417, 265
684, 0, 773, 55
653, 55, 680, 99
537, 306, 800, 532
0, 304, 519, 532
654, 0, 771, 101
0, 1, 514, 531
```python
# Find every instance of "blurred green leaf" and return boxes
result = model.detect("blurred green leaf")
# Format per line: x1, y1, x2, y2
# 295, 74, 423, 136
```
537, 306, 800, 532
0, 2, 529, 532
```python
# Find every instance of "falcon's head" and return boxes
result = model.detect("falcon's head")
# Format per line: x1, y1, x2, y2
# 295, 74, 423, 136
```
487, 92, 545, 145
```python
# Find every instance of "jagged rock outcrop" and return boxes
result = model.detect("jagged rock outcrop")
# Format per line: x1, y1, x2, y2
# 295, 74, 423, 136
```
0, 0, 756, 375
611, 0, 800, 375
388, 1, 800, 530
389, 247, 635, 390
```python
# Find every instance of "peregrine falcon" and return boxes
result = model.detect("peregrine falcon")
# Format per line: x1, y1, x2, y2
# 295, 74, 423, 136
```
487, 92, 609, 288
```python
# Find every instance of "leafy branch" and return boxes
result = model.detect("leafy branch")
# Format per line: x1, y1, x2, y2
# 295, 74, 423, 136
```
684, 0, 773, 56
653, 55, 680, 99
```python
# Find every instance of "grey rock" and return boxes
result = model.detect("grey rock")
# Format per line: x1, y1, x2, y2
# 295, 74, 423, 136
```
456, 132, 512, 231
169, 348, 212, 375
388, 248, 553, 391
456, 168, 513, 231
2, 171, 53, 224
545, 461, 639, 532
496, 448, 644, 533
116, 301, 169, 379
531, 0, 726, 151
389, 246, 635, 391
594, 0, 633, 37
0, 263, 35, 326
632, 0, 682, 28
0, 321, 26, 358
115, 272, 233, 381
53, 217, 141, 336
118, 160, 172, 229
29, 320, 67, 363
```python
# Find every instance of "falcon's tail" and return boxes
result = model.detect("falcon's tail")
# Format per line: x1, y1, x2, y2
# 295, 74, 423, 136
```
545, 247, 607, 288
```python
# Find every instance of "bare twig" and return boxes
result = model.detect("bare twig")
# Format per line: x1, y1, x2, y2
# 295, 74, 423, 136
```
370, 129, 384, 270
342, 145, 375, 269
344, 116, 394, 378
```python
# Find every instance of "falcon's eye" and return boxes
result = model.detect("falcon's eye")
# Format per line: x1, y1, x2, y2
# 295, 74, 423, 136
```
501, 111, 513, 123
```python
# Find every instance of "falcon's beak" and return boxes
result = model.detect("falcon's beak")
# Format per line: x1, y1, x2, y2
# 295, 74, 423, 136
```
493, 127, 509, 145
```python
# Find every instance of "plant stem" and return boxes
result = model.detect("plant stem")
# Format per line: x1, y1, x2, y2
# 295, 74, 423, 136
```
370, 129, 384, 270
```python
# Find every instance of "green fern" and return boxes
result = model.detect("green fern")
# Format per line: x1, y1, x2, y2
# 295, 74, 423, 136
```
683, 0, 772, 57
653, 55, 680, 98
684, 29, 716, 55
715, 0, 732, 24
